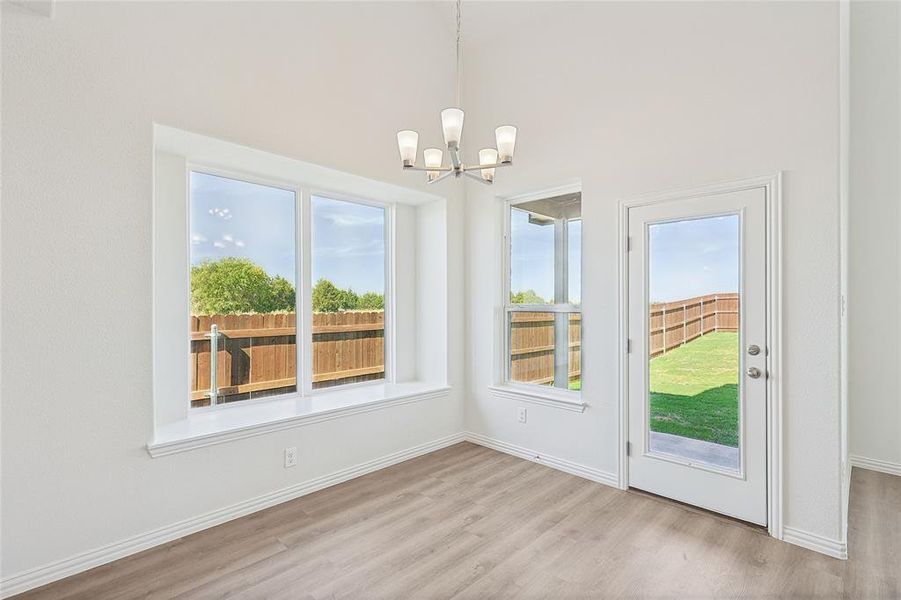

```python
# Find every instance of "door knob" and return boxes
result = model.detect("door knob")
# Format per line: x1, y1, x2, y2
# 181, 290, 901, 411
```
747, 367, 762, 379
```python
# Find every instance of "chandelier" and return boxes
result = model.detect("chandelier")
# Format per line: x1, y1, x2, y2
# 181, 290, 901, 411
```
395, 0, 516, 185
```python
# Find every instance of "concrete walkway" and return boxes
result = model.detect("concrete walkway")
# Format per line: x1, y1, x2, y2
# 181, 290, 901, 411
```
649, 431, 739, 471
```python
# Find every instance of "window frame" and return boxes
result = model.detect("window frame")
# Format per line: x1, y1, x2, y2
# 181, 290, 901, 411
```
186, 163, 395, 412
500, 184, 583, 400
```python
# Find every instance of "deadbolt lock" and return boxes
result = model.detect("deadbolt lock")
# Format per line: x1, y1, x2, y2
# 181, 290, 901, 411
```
748, 344, 761, 356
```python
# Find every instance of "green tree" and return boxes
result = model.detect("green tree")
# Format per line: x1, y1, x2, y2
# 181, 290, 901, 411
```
341, 288, 360, 311
190, 257, 295, 314
357, 291, 385, 310
510, 289, 547, 304
312, 278, 359, 312
269, 276, 296, 312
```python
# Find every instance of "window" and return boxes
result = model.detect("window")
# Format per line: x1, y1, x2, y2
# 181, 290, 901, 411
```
505, 192, 582, 392
152, 126, 450, 453
189, 172, 298, 407
311, 196, 387, 389
188, 170, 391, 409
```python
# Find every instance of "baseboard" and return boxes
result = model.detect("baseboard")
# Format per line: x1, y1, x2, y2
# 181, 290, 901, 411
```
850, 454, 901, 477
0, 432, 467, 599
782, 526, 848, 560
464, 431, 620, 489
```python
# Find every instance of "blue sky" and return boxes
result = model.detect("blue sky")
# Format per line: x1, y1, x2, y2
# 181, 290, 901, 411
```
649, 215, 739, 302
190, 172, 296, 283
510, 208, 581, 303
189, 172, 384, 294
311, 196, 384, 294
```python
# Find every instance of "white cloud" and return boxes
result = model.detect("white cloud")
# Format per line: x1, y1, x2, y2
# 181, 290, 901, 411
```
190, 233, 207, 245
222, 233, 234, 242
209, 207, 234, 220
213, 240, 227, 249
235, 240, 246, 248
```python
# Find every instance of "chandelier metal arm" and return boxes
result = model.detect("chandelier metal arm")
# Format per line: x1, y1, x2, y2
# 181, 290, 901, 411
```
462, 171, 492, 185
460, 161, 512, 172
428, 170, 457, 184
403, 165, 454, 172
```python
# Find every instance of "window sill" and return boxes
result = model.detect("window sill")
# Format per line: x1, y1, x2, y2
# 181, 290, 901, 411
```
147, 382, 451, 457
488, 385, 587, 413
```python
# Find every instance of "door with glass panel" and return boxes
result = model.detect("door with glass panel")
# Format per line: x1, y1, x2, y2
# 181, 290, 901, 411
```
627, 187, 767, 525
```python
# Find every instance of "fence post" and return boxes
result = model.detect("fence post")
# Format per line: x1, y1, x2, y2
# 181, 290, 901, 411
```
661, 308, 667, 355
207, 324, 219, 405
682, 304, 687, 347
714, 295, 719, 332
700, 299, 704, 336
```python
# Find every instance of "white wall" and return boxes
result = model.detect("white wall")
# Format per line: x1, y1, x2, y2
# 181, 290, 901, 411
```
462, 1, 846, 544
849, 0, 901, 471
0, 1, 465, 582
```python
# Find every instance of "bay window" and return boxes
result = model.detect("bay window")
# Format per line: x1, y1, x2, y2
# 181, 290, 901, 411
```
151, 125, 449, 456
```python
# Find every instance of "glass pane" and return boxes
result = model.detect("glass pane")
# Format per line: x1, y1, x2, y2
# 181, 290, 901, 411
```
647, 215, 740, 471
510, 206, 554, 304
189, 172, 297, 407
509, 194, 581, 305
311, 196, 385, 389
508, 312, 581, 390
568, 218, 581, 305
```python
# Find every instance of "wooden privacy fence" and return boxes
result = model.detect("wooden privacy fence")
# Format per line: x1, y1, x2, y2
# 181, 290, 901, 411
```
509, 313, 581, 386
649, 293, 739, 358
190, 311, 384, 407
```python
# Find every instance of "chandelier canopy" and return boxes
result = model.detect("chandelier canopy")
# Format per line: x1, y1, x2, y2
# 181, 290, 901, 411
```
396, 0, 516, 185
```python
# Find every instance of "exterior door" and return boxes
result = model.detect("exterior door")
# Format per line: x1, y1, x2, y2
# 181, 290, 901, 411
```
627, 187, 767, 525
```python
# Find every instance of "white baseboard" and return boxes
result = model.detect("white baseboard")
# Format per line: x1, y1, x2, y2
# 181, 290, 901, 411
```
850, 454, 901, 477
782, 526, 848, 560
464, 431, 620, 489
0, 432, 467, 599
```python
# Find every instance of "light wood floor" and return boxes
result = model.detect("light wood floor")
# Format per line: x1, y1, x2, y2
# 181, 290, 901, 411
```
13, 442, 900, 599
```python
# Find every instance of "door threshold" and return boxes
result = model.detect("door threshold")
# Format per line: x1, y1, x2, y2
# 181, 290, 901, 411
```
626, 486, 768, 533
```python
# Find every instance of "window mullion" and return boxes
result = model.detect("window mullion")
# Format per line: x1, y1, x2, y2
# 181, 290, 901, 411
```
299, 188, 314, 397
553, 217, 570, 390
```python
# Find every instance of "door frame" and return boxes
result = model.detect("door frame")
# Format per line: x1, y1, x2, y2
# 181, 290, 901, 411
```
617, 173, 783, 540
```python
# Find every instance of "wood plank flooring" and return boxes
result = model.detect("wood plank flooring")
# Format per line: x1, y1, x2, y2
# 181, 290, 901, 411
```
12, 442, 901, 599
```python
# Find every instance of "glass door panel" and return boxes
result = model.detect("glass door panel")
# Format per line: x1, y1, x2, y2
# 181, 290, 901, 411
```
646, 215, 740, 471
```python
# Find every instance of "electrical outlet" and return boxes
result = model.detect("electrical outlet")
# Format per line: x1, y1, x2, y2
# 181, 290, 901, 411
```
517, 407, 527, 424
284, 446, 298, 468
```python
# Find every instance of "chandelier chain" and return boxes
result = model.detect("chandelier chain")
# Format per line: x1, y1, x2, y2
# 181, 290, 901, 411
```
455, 0, 462, 108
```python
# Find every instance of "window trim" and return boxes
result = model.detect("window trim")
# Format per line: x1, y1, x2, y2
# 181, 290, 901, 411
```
499, 182, 584, 406
185, 164, 395, 413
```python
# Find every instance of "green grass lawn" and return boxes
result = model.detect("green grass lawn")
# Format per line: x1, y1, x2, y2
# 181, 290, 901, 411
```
650, 332, 739, 447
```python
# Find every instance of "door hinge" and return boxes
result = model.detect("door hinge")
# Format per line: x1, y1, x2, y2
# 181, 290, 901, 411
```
626, 338, 632, 353
626, 236, 632, 252
626, 441, 632, 456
